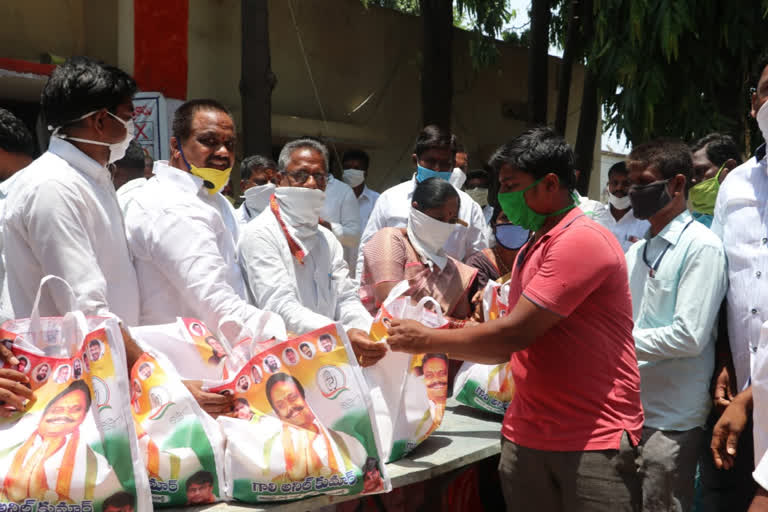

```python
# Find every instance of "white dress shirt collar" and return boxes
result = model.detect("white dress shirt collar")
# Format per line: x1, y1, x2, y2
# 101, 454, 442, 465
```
152, 160, 206, 195
649, 210, 693, 246
48, 137, 112, 186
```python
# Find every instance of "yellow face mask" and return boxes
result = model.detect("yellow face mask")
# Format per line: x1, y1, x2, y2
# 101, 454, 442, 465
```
178, 146, 232, 195
689, 163, 724, 216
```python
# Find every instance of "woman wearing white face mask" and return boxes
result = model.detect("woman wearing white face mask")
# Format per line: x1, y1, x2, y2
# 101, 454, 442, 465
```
359, 178, 478, 319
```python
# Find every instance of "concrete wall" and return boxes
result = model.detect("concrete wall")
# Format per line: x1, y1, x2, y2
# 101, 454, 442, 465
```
188, 0, 598, 193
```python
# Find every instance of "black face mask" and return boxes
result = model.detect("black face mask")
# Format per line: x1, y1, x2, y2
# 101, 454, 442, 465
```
629, 179, 672, 220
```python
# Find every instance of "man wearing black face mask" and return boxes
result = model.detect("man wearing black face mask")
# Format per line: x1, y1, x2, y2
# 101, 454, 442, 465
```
624, 139, 727, 512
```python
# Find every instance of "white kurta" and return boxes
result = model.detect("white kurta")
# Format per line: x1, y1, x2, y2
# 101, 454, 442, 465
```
3, 138, 140, 324
322, 176, 361, 271
238, 206, 372, 335
599, 206, 650, 252
349, 186, 379, 279
116, 176, 147, 217
124, 161, 285, 339
356, 176, 490, 278
0, 169, 25, 323
752, 320, 768, 490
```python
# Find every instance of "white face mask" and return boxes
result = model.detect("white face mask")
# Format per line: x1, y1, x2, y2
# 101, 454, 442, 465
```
273, 187, 325, 240
758, 100, 768, 144
465, 187, 489, 207
342, 168, 366, 188
243, 183, 276, 216
406, 207, 455, 271
608, 191, 632, 210
448, 168, 466, 189
52, 110, 135, 164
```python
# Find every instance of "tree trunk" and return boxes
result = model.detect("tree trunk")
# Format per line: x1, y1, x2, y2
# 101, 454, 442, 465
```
574, 69, 599, 195
419, 0, 453, 129
554, 0, 581, 135
528, 0, 551, 125
240, 0, 275, 183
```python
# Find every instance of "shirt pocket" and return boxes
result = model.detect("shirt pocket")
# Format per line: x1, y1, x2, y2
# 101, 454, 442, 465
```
639, 277, 677, 325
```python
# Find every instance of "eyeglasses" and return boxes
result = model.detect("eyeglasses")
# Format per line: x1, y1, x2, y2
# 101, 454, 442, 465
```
282, 170, 328, 185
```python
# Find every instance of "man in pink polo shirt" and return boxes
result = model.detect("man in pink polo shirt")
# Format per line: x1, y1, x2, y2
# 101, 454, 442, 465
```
387, 127, 644, 512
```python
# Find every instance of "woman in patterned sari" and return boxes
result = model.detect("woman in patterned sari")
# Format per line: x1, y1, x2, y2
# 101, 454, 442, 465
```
359, 178, 477, 321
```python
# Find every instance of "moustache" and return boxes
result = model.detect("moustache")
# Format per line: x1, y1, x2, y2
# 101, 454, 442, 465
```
205, 159, 231, 170
428, 380, 447, 389
46, 416, 76, 424
285, 405, 304, 419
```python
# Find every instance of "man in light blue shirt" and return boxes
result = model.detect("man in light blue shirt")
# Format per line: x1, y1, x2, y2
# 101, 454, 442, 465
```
625, 138, 728, 512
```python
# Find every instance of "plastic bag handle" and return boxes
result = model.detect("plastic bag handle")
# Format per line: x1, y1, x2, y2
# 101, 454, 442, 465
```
29, 275, 78, 338
414, 296, 446, 324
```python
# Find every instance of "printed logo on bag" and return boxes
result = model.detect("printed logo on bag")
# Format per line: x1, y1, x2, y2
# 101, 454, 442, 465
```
181, 318, 228, 369
209, 324, 389, 502
0, 328, 140, 511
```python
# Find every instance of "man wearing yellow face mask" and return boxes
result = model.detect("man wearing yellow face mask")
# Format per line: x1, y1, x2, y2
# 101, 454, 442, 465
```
688, 133, 740, 228
123, 99, 287, 349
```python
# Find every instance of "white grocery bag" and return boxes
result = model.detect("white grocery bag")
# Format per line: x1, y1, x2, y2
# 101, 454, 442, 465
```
130, 317, 237, 382
365, 281, 450, 462
0, 276, 151, 511
453, 280, 515, 415
129, 348, 226, 507
208, 323, 390, 503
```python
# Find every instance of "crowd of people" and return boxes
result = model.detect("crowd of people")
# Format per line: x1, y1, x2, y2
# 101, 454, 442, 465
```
1, 53, 768, 511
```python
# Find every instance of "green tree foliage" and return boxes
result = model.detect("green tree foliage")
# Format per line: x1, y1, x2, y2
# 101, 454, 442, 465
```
590, 0, 768, 151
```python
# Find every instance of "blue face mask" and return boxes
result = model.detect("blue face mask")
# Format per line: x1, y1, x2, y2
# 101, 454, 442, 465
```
416, 164, 452, 183
495, 223, 530, 250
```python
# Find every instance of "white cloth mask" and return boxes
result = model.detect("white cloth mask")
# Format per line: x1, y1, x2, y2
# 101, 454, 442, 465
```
406, 207, 455, 271
342, 169, 366, 188
52, 110, 134, 164
758, 100, 768, 145
273, 187, 325, 242
608, 191, 632, 210
449, 168, 467, 189
243, 183, 276, 216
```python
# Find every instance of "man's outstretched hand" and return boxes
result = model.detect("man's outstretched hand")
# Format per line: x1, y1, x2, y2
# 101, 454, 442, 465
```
347, 328, 387, 367
183, 380, 233, 418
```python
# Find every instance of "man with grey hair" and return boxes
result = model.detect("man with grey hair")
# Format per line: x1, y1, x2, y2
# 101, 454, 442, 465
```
238, 138, 386, 367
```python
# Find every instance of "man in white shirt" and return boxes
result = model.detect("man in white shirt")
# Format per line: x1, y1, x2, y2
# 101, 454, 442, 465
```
4, 56, 140, 325
463, 169, 494, 224
123, 99, 285, 342
356, 125, 489, 278
0, 108, 35, 323
341, 149, 379, 278
235, 154, 278, 225
710, 57, 768, 512
322, 166, 360, 272
238, 138, 386, 367
600, 161, 650, 251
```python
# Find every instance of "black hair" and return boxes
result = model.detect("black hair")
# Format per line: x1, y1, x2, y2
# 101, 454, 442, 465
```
241, 154, 277, 180
628, 138, 693, 181
172, 99, 232, 143
455, 142, 466, 154
114, 140, 146, 171
489, 127, 576, 190
414, 125, 457, 158
205, 336, 219, 346
44, 379, 92, 415
265, 372, 305, 412
341, 149, 370, 170
186, 470, 214, 489
103, 491, 135, 509
690, 133, 742, 168
89, 339, 100, 347
318, 334, 332, 341
234, 397, 249, 407
362, 456, 380, 474
413, 353, 448, 377
607, 161, 628, 179
41, 56, 137, 129
0, 108, 34, 156
412, 177, 460, 212
466, 169, 490, 184
299, 342, 311, 350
